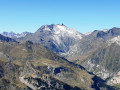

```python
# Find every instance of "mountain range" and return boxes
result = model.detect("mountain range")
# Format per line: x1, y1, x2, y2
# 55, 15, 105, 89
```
1, 32, 30, 38
1, 24, 120, 89
0, 34, 111, 90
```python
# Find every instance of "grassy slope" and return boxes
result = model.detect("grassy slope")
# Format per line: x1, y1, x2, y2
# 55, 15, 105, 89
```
0, 41, 112, 89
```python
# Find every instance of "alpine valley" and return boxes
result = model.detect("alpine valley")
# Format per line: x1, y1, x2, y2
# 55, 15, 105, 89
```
1, 24, 120, 90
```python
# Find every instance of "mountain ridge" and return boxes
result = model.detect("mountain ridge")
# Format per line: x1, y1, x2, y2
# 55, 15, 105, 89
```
1, 32, 30, 38
0, 40, 111, 90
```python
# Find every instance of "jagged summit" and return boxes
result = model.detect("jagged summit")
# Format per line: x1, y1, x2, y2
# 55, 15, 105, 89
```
38, 24, 68, 32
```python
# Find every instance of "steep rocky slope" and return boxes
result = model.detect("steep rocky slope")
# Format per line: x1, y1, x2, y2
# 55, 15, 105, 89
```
0, 34, 17, 42
71, 28, 120, 88
0, 40, 112, 90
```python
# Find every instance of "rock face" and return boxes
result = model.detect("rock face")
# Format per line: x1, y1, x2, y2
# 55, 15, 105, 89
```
0, 40, 111, 90
18, 62, 77, 90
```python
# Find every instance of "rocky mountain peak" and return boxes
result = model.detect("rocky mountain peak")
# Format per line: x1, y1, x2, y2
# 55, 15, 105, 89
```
38, 24, 82, 36
38, 24, 68, 32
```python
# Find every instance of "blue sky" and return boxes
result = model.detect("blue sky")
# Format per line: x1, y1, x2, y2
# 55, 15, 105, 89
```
0, 0, 120, 34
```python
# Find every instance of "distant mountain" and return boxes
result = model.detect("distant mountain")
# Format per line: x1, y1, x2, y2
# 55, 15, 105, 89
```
17, 24, 84, 55
1, 32, 30, 38
66, 27, 120, 60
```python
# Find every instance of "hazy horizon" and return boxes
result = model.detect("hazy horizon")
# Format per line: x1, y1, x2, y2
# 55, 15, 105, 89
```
1, 24, 120, 34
